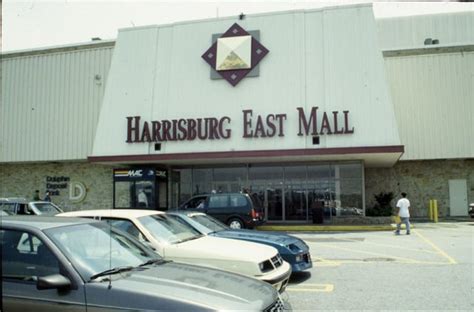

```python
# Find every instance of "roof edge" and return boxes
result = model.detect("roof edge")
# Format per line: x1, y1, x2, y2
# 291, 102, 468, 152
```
1, 40, 116, 59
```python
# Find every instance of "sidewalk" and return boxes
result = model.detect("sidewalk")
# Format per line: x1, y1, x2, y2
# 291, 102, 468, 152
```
256, 217, 473, 232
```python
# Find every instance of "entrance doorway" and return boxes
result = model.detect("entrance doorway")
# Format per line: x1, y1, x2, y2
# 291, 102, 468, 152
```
113, 168, 168, 210
251, 184, 284, 221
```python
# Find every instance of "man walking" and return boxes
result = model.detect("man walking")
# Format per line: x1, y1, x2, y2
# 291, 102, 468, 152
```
395, 192, 410, 235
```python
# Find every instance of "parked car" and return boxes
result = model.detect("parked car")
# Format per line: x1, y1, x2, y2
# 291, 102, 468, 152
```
0, 197, 63, 216
178, 193, 264, 229
469, 203, 474, 218
1, 216, 284, 311
168, 210, 313, 273
59, 209, 291, 293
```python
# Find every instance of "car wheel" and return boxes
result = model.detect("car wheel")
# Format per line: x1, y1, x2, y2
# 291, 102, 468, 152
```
228, 218, 244, 229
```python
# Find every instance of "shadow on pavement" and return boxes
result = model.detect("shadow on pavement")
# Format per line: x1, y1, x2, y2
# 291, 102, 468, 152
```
289, 271, 312, 284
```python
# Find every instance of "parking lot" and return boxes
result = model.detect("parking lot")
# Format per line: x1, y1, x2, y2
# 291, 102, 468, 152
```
284, 222, 473, 311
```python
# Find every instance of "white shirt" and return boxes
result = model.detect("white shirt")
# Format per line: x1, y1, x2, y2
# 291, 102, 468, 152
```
396, 198, 410, 218
138, 191, 148, 206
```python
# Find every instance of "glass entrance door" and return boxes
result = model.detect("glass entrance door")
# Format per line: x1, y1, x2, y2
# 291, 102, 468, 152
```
284, 184, 307, 221
284, 166, 309, 221
249, 166, 284, 222
251, 184, 283, 221
266, 187, 283, 221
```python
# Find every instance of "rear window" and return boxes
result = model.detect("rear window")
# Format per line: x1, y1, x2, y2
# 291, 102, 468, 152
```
0, 203, 16, 215
249, 193, 264, 211
32, 203, 62, 216
229, 195, 247, 207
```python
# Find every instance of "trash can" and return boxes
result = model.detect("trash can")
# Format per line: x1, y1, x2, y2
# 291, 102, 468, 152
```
312, 201, 324, 224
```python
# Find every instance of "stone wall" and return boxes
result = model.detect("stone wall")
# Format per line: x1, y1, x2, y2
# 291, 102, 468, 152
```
0, 162, 113, 211
365, 159, 474, 217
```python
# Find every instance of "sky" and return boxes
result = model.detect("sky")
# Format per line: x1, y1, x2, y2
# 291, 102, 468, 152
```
2, 0, 473, 52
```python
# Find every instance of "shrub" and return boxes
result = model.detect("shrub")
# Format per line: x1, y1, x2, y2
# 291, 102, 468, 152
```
366, 192, 394, 217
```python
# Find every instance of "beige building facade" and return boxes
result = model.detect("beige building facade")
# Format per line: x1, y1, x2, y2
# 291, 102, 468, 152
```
1, 5, 473, 221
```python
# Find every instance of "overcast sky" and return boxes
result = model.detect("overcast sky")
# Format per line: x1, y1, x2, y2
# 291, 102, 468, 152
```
2, 0, 473, 52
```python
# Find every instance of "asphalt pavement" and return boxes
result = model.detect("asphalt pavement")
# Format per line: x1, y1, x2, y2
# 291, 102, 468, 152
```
282, 221, 474, 311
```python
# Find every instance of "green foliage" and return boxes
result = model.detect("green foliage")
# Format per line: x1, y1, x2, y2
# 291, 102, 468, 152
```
366, 192, 394, 217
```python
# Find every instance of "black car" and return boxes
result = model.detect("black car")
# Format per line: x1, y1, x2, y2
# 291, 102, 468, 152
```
179, 193, 265, 229
1, 216, 283, 311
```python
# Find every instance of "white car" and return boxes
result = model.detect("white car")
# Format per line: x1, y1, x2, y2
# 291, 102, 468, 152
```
0, 197, 63, 216
58, 209, 291, 292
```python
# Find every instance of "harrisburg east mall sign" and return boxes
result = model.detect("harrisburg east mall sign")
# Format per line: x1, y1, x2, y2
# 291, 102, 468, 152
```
126, 107, 354, 143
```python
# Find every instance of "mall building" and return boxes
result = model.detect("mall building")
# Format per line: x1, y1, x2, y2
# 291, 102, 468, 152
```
1, 4, 473, 222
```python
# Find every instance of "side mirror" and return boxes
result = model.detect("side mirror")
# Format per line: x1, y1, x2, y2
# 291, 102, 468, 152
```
37, 274, 71, 290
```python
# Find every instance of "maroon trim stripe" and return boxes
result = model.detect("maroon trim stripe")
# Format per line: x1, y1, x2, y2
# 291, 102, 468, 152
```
88, 145, 404, 163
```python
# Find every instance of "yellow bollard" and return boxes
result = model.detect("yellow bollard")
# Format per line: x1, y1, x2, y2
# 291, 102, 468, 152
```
429, 200, 433, 220
433, 200, 438, 223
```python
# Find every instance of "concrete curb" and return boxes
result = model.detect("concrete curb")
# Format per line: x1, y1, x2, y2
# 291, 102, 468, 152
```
256, 223, 414, 232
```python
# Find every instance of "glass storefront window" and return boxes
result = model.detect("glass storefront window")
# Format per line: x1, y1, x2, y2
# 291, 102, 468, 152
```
212, 167, 247, 193
170, 169, 192, 207
193, 169, 212, 195
338, 178, 363, 216
338, 163, 362, 179
249, 166, 284, 182
170, 162, 364, 222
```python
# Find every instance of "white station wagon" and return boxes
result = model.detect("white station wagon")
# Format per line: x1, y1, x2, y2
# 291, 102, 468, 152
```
59, 209, 291, 292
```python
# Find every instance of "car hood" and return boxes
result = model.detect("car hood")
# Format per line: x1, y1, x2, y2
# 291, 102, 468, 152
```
164, 235, 278, 262
214, 229, 306, 249
85, 261, 277, 310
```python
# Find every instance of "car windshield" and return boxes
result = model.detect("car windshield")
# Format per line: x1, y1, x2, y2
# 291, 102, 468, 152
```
138, 214, 202, 245
45, 222, 159, 281
31, 202, 63, 216
188, 213, 228, 233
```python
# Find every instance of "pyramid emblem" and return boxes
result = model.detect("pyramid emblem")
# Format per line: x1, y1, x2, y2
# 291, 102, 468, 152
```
216, 35, 251, 71
201, 23, 269, 87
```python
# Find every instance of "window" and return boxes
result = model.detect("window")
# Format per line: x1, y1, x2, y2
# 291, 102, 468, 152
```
0, 203, 16, 215
1, 230, 59, 281
104, 219, 148, 243
138, 215, 201, 245
32, 203, 62, 216
208, 195, 229, 208
185, 196, 207, 209
45, 223, 158, 281
229, 195, 247, 207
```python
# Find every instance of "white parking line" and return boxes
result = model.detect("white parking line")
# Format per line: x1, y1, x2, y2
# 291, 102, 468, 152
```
286, 283, 334, 292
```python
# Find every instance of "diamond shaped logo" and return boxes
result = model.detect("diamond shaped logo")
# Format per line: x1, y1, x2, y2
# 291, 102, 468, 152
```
202, 23, 269, 87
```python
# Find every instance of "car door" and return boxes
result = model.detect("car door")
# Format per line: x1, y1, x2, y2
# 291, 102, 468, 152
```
1, 228, 86, 312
